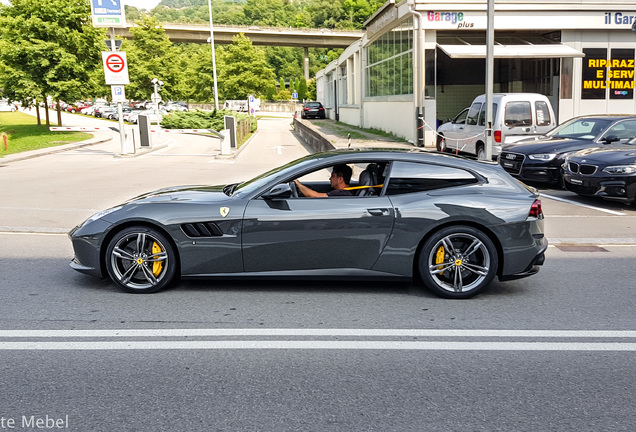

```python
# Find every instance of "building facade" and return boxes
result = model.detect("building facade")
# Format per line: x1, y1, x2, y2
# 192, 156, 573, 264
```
316, 0, 636, 147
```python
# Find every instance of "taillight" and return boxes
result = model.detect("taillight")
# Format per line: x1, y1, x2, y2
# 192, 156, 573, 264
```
304, 107, 310, 111
529, 199, 543, 218
494, 130, 502, 143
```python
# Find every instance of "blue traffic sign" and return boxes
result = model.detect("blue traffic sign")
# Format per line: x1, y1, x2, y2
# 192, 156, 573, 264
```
91, 0, 126, 27
92, 0, 122, 15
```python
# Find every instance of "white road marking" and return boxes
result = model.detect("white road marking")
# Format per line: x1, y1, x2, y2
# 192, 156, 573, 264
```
541, 193, 627, 216
0, 231, 67, 236
1, 340, 635, 351
1, 329, 635, 338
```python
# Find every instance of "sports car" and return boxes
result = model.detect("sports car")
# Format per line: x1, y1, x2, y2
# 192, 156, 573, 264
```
69, 149, 547, 299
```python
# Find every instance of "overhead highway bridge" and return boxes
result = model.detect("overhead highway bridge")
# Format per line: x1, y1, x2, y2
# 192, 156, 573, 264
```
114, 23, 363, 79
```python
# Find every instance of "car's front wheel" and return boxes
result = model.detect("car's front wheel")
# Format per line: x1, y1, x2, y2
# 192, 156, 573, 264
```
419, 225, 498, 299
105, 226, 177, 293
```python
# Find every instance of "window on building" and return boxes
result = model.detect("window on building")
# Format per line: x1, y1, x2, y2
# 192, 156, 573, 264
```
582, 48, 608, 100
609, 48, 635, 100
365, 21, 413, 97
339, 66, 347, 106
560, 57, 573, 99
386, 162, 478, 195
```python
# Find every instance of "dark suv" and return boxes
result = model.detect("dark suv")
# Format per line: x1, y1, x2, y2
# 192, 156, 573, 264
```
301, 102, 326, 119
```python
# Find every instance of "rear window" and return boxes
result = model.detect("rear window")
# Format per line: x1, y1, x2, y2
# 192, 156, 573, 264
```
535, 101, 552, 126
504, 101, 532, 127
305, 102, 322, 108
386, 162, 479, 195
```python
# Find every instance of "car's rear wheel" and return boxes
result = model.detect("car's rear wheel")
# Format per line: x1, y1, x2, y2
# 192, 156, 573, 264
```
476, 144, 486, 160
419, 225, 498, 299
105, 226, 177, 294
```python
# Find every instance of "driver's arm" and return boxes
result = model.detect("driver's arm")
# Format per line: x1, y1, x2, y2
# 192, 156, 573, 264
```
294, 179, 327, 198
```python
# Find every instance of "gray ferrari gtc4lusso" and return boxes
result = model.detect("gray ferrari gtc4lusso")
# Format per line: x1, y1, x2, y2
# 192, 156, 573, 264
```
69, 149, 547, 299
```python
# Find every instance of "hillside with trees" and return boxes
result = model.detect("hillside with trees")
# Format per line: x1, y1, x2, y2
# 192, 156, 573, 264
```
1, 0, 382, 107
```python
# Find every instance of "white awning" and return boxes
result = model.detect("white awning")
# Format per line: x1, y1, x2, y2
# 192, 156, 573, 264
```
438, 43, 584, 59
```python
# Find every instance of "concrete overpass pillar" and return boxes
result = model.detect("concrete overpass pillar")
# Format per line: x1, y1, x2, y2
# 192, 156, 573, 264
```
304, 47, 309, 81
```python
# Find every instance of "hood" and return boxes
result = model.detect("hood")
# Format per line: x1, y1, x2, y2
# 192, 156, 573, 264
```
505, 138, 599, 155
124, 185, 230, 205
570, 146, 636, 165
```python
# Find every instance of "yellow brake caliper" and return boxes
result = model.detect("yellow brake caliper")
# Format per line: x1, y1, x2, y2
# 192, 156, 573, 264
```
152, 242, 163, 276
436, 246, 445, 273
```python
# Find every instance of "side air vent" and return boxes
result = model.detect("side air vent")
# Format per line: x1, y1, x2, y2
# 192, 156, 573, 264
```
181, 222, 223, 238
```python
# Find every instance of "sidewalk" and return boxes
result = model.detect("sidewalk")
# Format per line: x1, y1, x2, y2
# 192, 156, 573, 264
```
293, 117, 419, 152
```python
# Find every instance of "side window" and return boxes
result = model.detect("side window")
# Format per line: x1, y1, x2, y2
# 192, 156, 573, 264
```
535, 101, 552, 126
465, 103, 482, 126
453, 108, 469, 124
386, 162, 479, 196
478, 103, 498, 126
504, 101, 532, 127
605, 120, 636, 140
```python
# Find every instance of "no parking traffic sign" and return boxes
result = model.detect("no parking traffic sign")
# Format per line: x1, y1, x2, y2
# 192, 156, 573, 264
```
102, 51, 130, 85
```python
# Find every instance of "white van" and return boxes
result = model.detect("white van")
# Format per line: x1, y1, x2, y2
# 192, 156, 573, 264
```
437, 93, 556, 159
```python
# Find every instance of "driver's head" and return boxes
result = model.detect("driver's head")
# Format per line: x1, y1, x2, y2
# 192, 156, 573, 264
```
330, 164, 352, 188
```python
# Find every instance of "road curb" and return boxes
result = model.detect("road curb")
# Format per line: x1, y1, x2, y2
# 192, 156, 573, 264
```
0, 136, 113, 164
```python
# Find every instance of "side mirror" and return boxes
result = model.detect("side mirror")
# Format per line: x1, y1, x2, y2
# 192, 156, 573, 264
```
603, 135, 621, 144
262, 183, 291, 199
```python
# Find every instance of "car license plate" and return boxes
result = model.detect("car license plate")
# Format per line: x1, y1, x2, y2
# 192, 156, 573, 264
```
502, 162, 513, 168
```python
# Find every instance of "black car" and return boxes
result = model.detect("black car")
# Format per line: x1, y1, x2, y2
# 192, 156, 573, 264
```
562, 140, 636, 205
69, 149, 547, 299
301, 101, 326, 119
499, 115, 636, 186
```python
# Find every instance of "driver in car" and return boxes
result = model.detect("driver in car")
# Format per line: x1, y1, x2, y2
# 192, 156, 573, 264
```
293, 164, 353, 197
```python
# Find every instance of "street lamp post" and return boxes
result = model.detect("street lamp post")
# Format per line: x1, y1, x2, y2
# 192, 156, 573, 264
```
207, 0, 219, 110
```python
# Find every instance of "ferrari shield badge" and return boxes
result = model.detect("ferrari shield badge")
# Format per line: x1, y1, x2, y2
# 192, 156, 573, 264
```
220, 207, 230, 218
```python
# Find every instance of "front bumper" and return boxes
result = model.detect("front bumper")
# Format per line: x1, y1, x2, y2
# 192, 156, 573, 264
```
68, 220, 112, 278
563, 173, 636, 204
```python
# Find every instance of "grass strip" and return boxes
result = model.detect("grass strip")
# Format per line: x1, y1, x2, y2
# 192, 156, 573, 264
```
0, 112, 92, 157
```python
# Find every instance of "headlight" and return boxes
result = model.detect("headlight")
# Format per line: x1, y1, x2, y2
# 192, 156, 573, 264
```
84, 206, 123, 224
602, 165, 636, 175
528, 153, 557, 161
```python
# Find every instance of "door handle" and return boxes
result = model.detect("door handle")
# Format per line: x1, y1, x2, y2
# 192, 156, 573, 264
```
367, 208, 389, 216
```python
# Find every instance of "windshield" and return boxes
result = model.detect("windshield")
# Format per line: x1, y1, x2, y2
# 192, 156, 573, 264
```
229, 154, 323, 196
549, 118, 613, 140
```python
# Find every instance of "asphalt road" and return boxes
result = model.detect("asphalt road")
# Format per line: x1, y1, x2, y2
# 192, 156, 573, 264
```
1, 112, 635, 431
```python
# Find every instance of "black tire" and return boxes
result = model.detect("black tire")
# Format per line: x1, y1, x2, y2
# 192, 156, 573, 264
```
436, 135, 447, 152
476, 144, 486, 160
419, 225, 498, 299
105, 226, 177, 294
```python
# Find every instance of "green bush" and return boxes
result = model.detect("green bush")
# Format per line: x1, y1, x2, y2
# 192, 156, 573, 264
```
160, 109, 257, 145
161, 109, 255, 132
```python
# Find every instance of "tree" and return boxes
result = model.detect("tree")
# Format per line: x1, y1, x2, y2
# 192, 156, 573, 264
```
216, 34, 276, 100
0, 0, 104, 126
298, 77, 308, 101
123, 16, 179, 101
243, 0, 295, 27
